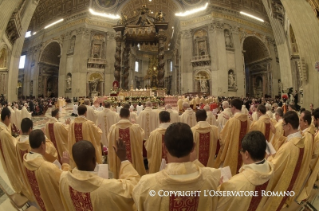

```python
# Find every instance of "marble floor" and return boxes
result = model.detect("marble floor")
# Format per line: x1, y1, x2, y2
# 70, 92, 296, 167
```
1, 104, 319, 210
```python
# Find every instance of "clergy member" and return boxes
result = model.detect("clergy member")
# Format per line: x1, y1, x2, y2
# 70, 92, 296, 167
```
96, 101, 119, 146
214, 98, 250, 175
177, 96, 183, 114
23, 130, 70, 211
217, 131, 274, 211
59, 140, 140, 211
17, 118, 58, 170
84, 99, 97, 123
217, 101, 232, 130
180, 102, 197, 128
191, 110, 219, 167
21, 103, 32, 119
133, 123, 221, 211
251, 104, 258, 122
306, 108, 319, 199
123, 104, 137, 123
137, 101, 158, 139
165, 104, 179, 123
45, 109, 70, 162
68, 105, 102, 168
250, 105, 275, 141
297, 110, 315, 201
145, 111, 171, 173
204, 105, 217, 126
108, 108, 146, 178
270, 108, 285, 151
0, 108, 30, 198
262, 111, 311, 210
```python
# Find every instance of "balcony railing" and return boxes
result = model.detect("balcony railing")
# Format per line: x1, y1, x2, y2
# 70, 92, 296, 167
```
191, 55, 211, 67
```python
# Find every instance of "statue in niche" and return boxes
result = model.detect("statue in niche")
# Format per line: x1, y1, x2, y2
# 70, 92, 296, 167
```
198, 41, 206, 56
69, 36, 76, 52
91, 77, 99, 92
200, 79, 208, 93
278, 79, 283, 95
228, 71, 236, 87
66, 74, 72, 90
224, 30, 233, 48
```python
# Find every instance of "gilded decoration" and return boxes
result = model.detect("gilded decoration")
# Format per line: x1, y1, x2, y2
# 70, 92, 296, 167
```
113, 5, 168, 90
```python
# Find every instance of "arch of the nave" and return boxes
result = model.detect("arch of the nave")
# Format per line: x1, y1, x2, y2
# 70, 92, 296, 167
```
0, 0, 318, 107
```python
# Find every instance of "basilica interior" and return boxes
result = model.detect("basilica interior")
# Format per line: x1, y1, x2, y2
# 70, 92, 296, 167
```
1, 0, 319, 210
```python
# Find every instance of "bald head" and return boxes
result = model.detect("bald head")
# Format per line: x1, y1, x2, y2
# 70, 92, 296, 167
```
72, 140, 96, 171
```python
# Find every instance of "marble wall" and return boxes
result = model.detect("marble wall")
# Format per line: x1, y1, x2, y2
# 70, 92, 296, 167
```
176, 6, 278, 97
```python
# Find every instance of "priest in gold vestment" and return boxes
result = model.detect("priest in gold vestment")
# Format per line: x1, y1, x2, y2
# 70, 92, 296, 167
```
250, 105, 275, 141
96, 102, 119, 146
191, 110, 219, 167
0, 108, 30, 198
133, 123, 221, 211
16, 118, 58, 189
59, 140, 140, 211
45, 109, 70, 162
108, 108, 146, 178
217, 101, 232, 131
180, 102, 197, 127
270, 108, 285, 151
298, 110, 317, 201
68, 105, 102, 168
165, 104, 179, 123
261, 111, 311, 210
137, 101, 159, 139
217, 131, 274, 211
84, 99, 97, 123
214, 99, 251, 175
204, 105, 217, 126
145, 111, 171, 173
23, 130, 70, 211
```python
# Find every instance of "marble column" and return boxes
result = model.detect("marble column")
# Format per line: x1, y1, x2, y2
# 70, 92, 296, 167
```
157, 30, 166, 88
7, 0, 39, 101
114, 31, 122, 84
281, 0, 319, 107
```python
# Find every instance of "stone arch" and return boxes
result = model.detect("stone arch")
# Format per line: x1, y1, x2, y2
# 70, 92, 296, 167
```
39, 41, 62, 65
242, 35, 271, 97
242, 35, 270, 63
38, 41, 61, 97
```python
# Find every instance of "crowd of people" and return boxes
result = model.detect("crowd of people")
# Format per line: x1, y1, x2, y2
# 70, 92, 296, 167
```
0, 94, 318, 211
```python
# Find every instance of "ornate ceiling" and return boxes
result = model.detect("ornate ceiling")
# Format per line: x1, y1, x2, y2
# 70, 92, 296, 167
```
28, 0, 90, 32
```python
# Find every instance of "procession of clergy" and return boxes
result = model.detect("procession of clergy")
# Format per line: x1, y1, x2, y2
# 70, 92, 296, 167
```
0, 96, 319, 211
